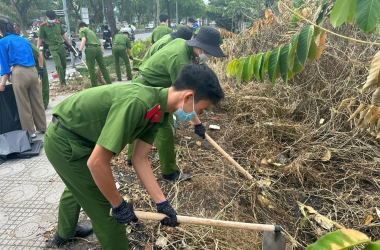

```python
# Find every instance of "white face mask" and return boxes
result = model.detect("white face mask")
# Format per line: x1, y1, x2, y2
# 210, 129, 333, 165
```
198, 53, 212, 64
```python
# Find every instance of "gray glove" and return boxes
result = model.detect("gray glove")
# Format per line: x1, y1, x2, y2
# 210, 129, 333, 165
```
111, 199, 138, 224
156, 200, 179, 227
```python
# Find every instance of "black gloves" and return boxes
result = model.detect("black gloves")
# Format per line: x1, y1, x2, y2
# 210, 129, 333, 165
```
78, 50, 82, 59
69, 45, 75, 52
129, 55, 133, 60
111, 199, 138, 224
194, 123, 206, 139
37, 67, 44, 79
156, 200, 179, 227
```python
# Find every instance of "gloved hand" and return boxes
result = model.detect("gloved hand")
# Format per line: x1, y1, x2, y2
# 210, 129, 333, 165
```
156, 200, 179, 227
38, 67, 44, 79
194, 123, 206, 139
129, 55, 133, 60
77, 50, 82, 59
69, 45, 75, 52
111, 199, 138, 224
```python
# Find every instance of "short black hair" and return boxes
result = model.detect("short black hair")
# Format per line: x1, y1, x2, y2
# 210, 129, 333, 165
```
173, 63, 224, 105
46, 10, 56, 20
0, 17, 15, 36
188, 17, 195, 23
159, 13, 169, 23
79, 22, 87, 28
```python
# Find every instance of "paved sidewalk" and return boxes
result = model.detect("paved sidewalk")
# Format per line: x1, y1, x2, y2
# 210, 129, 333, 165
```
0, 78, 131, 249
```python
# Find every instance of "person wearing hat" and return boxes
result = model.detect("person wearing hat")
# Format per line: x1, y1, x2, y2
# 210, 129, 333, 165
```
37, 10, 74, 87
77, 22, 112, 87
44, 63, 224, 249
112, 31, 133, 81
0, 17, 46, 138
151, 13, 173, 44
142, 26, 192, 62
128, 26, 225, 181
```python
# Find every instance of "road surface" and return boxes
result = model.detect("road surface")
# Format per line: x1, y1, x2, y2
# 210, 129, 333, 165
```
45, 32, 152, 73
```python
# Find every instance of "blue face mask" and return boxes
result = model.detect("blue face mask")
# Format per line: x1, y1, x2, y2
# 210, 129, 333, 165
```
47, 20, 55, 24
174, 96, 197, 122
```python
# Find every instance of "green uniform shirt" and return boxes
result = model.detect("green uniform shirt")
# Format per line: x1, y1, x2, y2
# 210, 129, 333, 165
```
79, 27, 101, 45
113, 34, 131, 49
31, 44, 46, 67
38, 21, 65, 46
151, 24, 172, 44
138, 39, 192, 88
52, 83, 169, 155
142, 34, 174, 62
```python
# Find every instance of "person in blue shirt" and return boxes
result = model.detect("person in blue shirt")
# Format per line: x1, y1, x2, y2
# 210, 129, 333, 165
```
0, 17, 46, 138
192, 20, 199, 33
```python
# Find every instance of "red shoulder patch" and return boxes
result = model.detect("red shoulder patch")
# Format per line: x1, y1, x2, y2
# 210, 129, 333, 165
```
40, 22, 46, 26
145, 103, 162, 122
54, 20, 60, 24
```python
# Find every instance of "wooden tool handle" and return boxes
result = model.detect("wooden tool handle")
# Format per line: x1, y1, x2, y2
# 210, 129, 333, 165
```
135, 211, 276, 231
205, 133, 254, 181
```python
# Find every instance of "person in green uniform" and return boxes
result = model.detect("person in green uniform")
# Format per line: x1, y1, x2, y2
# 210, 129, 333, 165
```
37, 10, 73, 87
44, 63, 224, 249
142, 26, 192, 62
112, 31, 133, 81
151, 13, 172, 44
30, 44, 49, 109
77, 22, 111, 87
128, 27, 225, 181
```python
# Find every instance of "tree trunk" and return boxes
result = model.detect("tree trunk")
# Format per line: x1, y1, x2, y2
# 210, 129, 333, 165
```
104, 0, 116, 35
165, 0, 171, 25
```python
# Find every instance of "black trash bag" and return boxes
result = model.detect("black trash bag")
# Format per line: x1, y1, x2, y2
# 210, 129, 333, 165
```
0, 85, 22, 134
0, 130, 31, 160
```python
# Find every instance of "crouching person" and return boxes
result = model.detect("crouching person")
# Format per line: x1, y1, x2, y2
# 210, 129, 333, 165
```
44, 63, 224, 249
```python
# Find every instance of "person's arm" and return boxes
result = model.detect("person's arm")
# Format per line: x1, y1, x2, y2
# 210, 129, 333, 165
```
62, 34, 71, 45
36, 37, 43, 49
132, 139, 166, 203
37, 51, 44, 68
0, 75, 8, 92
87, 144, 123, 207
79, 37, 86, 51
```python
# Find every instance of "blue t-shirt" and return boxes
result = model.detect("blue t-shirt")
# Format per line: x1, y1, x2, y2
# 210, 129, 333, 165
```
0, 34, 35, 76
193, 22, 199, 32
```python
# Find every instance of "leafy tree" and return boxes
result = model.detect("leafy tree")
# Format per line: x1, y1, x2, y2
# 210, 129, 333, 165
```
88, 0, 104, 24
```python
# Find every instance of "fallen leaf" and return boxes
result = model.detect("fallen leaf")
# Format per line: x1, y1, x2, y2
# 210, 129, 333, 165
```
257, 194, 272, 208
365, 215, 373, 225
184, 136, 191, 140
115, 182, 120, 190
261, 158, 268, 165
319, 118, 325, 124
257, 168, 264, 173
126, 225, 132, 233
376, 207, 380, 218
155, 236, 167, 248
196, 141, 202, 146
321, 149, 331, 162
314, 214, 334, 230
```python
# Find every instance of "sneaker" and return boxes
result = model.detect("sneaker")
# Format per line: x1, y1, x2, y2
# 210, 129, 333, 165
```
162, 170, 191, 181
30, 133, 36, 139
46, 224, 93, 248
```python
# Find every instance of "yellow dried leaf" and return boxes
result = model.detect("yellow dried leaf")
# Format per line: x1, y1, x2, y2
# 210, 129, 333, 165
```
301, 8, 309, 17
261, 158, 268, 165
345, 99, 357, 115
348, 103, 366, 121
365, 215, 373, 225
285, 0, 292, 7
278, 0, 283, 13
314, 31, 326, 61
258, 194, 272, 207
319, 118, 325, 124
265, 9, 272, 19
368, 106, 380, 132
314, 214, 334, 230
321, 149, 331, 162
356, 105, 372, 126
337, 98, 354, 111
372, 87, 380, 105
360, 105, 375, 129
257, 168, 264, 173
196, 141, 202, 146
250, 21, 259, 37
360, 51, 380, 94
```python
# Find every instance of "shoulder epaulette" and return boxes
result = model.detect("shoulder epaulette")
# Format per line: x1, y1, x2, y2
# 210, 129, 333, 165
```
54, 20, 60, 24
40, 22, 46, 26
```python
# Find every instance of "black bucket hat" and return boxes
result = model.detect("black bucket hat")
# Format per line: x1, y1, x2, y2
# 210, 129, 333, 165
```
185, 26, 225, 57
170, 26, 192, 40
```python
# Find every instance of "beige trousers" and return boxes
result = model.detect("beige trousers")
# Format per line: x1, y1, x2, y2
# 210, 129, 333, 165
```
11, 66, 46, 134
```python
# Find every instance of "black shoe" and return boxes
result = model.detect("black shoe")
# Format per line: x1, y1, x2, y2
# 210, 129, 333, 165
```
162, 170, 191, 181
44, 105, 48, 110
46, 224, 93, 248
127, 77, 132, 80
117, 78, 122, 81
127, 158, 132, 166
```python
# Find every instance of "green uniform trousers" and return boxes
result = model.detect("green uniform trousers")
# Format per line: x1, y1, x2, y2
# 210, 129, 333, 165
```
112, 45, 132, 80
128, 115, 177, 175
44, 122, 129, 250
34, 61, 49, 108
85, 46, 111, 87
50, 45, 66, 86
